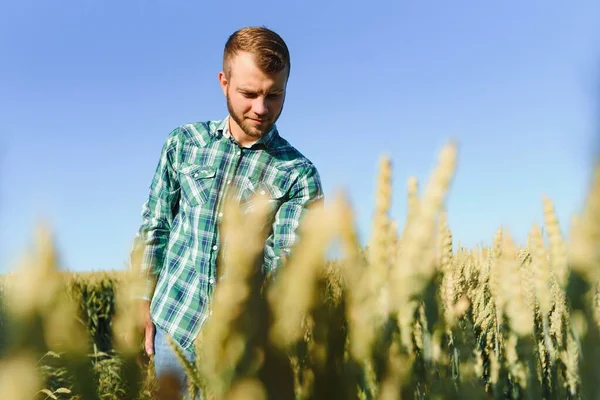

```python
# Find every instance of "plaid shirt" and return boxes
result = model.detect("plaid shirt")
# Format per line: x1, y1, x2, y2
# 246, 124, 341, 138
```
131, 116, 324, 352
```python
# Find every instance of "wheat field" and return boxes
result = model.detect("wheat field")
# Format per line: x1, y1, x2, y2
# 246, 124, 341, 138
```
1, 141, 599, 399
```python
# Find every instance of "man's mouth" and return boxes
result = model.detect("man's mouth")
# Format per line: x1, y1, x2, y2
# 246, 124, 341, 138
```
249, 118, 267, 124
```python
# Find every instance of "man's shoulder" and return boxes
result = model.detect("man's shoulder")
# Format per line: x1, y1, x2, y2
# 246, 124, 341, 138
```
273, 135, 314, 167
271, 135, 321, 184
164, 118, 225, 147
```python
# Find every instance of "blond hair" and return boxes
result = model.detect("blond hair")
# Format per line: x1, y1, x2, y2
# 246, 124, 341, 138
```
223, 26, 291, 79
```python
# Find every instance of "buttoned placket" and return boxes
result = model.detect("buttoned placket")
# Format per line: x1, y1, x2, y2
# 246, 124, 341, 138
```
206, 134, 245, 316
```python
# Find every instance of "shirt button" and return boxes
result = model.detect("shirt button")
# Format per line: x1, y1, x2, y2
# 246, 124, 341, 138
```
209, 277, 215, 284
218, 212, 223, 218
227, 180, 231, 184
193, 173, 198, 178
212, 245, 218, 251
260, 190, 266, 195
237, 150, 241, 156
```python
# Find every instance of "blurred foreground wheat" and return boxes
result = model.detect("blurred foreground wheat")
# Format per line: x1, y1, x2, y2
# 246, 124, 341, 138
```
1, 141, 599, 399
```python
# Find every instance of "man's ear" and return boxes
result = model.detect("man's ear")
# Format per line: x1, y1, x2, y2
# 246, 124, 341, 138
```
218, 71, 228, 96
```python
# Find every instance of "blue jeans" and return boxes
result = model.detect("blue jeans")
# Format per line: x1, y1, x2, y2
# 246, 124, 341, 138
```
153, 326, 202, 399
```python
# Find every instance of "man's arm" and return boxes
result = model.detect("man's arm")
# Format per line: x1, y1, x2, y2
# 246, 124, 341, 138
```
130, 128, 181, 301
264, 163, 324, 275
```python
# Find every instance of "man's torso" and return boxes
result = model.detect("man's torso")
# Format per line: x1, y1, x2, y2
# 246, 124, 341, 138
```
149, 116, 320, 351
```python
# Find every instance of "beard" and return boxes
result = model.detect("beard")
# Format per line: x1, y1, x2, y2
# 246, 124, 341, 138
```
226, 93, 281, 139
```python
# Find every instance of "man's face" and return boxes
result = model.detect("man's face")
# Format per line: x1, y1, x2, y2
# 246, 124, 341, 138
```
219, 51, 288, 140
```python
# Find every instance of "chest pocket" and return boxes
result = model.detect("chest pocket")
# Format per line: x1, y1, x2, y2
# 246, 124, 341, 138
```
239, 178, 286, 215
179, 164, 216, 207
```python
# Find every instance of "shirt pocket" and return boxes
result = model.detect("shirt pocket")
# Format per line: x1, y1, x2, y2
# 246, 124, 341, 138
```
239, 178, 286, 215
179, 164, 217, 207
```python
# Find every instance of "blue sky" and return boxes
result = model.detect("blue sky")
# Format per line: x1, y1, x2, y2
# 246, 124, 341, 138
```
1, 0, 599, 273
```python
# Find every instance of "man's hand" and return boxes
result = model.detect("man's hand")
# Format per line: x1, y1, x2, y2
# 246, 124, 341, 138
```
140, 300, 155, 355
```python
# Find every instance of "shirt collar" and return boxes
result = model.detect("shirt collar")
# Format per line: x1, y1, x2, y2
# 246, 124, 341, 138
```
216, 115, 280, 150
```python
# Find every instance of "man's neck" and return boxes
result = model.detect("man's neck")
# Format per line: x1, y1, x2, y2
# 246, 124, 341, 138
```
228, 117, 258, 148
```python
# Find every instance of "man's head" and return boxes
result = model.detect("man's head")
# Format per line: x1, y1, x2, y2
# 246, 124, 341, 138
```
218, 26, 290, 144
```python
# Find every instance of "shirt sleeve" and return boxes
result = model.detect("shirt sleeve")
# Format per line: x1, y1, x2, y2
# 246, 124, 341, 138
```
130, 128, 181, 300
263, 162, 325, 276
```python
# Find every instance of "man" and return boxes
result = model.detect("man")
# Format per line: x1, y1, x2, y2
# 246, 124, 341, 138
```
129, 26, 324, 395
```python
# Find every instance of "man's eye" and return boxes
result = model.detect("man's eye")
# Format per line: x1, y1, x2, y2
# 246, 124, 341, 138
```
240, 92, 281, 99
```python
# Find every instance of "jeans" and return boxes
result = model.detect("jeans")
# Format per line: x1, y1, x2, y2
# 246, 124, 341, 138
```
153, 326, 202, 399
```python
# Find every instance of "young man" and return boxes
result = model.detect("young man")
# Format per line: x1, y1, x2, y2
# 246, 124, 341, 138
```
130, 26, 324, 394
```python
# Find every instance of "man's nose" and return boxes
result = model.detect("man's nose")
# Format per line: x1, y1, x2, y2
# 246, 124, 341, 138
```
252, 98, 268, 115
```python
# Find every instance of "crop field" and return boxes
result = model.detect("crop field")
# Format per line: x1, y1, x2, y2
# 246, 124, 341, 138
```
1, 142, 600, 399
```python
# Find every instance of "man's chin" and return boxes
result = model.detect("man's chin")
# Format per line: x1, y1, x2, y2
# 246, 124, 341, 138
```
243, 123, 271, 138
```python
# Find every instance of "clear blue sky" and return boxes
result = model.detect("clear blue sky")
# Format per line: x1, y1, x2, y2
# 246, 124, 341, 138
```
1, 0, 599, 273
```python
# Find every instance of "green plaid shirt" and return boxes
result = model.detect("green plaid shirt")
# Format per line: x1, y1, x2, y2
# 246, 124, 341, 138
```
131, 116, 324, 352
